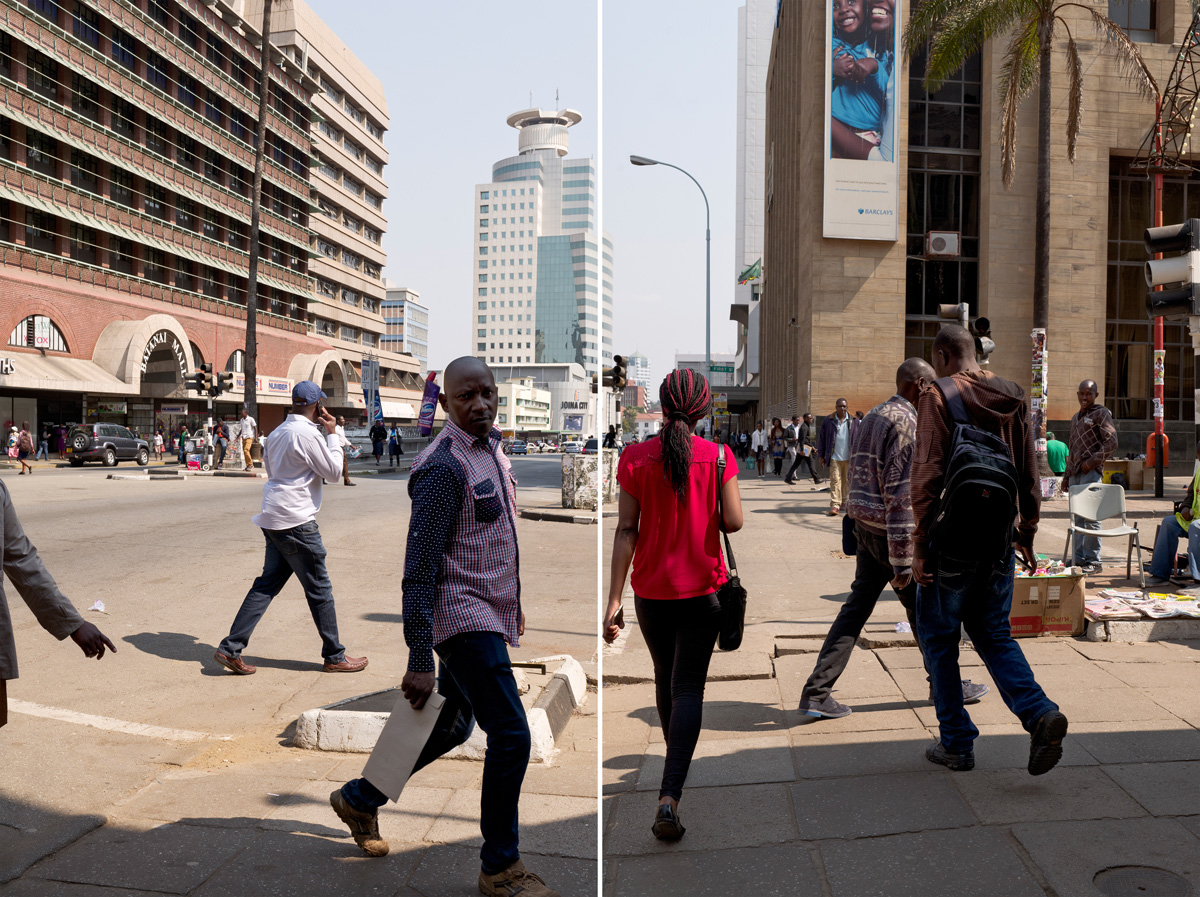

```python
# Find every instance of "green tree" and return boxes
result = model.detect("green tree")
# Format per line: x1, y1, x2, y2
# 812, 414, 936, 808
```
904, 0, 1156, 392
622, 405, 641, 436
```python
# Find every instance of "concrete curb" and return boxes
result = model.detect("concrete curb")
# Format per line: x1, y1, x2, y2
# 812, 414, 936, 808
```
519, 508, 599, 525
292, 654, 587, 761
1086, 617, 1200, 641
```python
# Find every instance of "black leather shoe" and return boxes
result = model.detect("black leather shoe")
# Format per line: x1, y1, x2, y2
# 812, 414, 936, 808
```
925, 741, 975, 771
1028, 710, 1068, 776
651, 803, 685, 841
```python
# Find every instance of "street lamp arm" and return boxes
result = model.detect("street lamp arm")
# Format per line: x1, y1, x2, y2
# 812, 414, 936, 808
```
651, 160, 710, 226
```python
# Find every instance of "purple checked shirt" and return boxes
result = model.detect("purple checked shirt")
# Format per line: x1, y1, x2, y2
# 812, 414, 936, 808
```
402, 419, 521, 672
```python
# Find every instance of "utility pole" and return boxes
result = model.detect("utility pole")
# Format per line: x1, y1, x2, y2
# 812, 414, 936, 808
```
244, 0, 272, 423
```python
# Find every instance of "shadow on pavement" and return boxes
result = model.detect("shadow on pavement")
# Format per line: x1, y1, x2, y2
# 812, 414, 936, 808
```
123, 632, 321, 675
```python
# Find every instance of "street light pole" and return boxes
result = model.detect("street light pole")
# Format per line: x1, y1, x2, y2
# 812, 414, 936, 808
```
630, 155, 712, 437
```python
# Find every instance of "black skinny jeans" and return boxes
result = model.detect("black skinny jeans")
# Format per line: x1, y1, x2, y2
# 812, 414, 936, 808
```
635, 593, 721, 801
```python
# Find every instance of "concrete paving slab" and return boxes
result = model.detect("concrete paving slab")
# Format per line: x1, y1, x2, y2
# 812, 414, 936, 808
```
872, 646, 929, 671
921, 724, 1099, 772
706, 647, 775, 681
604, 784, 796, 857
1012, 818, 1200, 897
1142, 687, 1200, 725
601, 711, 653, 752
601, 648, 655, 685
26, 819, 259, 895
262, 779, 452, 844
775, 651, 900, 702
0, 882, 166, 896
1026, 661, 1128, 691
424, 791, 596, 859
599, 682, 659, 714
645, 678, 787, 743
1014, 639, 1096, 665
791, 771, 974, 839
913, 693, 1024, 729
635, 735, 794, 791
1103, 761, 1200, 816
112, 772, 304, 828
819, 827, 1046, 897
785, 704, 925, 734
1103, 661, 1200, 689
951, 766, 1147, 824
1155, 639, 1200, 660
191, 831, 424, 896
1070, 640, 1180, 663
1182, 815, 1200, 840
792, 728, 936, 778
521, 746, 599, 798
408, 844, 596, 897
603, 745, 644, 796
323, 755, 484, 792
1069, 720, 1200, 764
608, 843, 822, 897
1053, 686, 1181, 723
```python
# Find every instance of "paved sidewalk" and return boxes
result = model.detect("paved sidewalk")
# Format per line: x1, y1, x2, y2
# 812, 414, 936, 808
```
602, 472, 1200, 897
1, 696, 597, 897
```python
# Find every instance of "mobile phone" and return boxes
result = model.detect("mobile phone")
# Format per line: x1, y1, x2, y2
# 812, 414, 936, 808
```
316, 403, 325, 418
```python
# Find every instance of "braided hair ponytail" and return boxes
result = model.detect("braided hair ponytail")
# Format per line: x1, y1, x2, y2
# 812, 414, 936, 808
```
658, 368, 712, 501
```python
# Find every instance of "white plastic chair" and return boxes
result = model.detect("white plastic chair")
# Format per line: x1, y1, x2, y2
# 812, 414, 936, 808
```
1062, 482, 1144, 587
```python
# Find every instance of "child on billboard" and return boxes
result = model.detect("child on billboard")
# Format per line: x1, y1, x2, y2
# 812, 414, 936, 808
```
829, 0, 891, 160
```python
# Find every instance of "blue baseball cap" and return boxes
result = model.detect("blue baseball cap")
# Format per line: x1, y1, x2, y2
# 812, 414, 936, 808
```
291, 380, 326, 406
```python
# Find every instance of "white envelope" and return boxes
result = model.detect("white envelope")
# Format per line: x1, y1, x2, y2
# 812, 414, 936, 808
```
360, 691, 446, 802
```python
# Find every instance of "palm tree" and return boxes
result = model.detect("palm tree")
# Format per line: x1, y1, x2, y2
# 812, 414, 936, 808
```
904, 1, 1157, 401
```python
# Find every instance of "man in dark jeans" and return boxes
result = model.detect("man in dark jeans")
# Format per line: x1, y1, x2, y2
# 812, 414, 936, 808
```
912, 325, 1067, 775
331, 357, 559, 897
214, 381, 367, 676
798, 359, 987, 719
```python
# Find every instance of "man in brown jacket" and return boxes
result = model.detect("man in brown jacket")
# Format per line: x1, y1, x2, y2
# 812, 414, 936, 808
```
0, 481, 115, 727
911, 326, 1067, 775
1062, 380, 1118, 573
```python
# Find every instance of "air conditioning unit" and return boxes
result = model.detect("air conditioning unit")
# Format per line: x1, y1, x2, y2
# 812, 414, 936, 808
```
925, 231, 961, 258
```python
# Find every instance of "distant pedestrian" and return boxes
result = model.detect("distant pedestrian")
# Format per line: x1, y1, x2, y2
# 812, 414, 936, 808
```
738, 429, 749, 460
239, 407, 258, 472
15, 423, 32, 475
215, 421, 228, 467
35, 425, 50, 462
1149, 442, 1200, 584
331, 358, 559, 897
911, 325, 1066, 775
177, 425, 190, 465
335, 416, 355, 486
1045, 429, 1067, 477
55, 425, 66, 460
1062, 380, 1117, 574
818, 398, 860, 515
0, 479, 116, 729
769, 417, 785, 476
750, 421, 765, 477
781, 414, 801, 484
604, 368, 743, 842
153, 430, 164, 461
603, 425, 618, 449
388, 425, 403, 466
369, 420, 387, 464
214, 381, 366, 677
798, 359, 989, 719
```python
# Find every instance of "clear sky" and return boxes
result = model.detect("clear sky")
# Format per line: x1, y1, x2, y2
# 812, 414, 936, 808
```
300, 0, 743, 387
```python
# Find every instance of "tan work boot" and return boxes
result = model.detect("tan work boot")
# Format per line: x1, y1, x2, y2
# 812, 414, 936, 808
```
328, 789, 389, 857
478, 859, 560, 897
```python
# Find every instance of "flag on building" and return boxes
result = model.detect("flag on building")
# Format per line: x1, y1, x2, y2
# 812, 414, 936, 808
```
738, 258, 761, 285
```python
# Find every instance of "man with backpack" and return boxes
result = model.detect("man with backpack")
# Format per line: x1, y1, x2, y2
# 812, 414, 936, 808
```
911, 325, 1067, 776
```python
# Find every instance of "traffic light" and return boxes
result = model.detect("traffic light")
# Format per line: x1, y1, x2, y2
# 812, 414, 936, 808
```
938, 302, 968, 330
184, 370, 205, 393
199, 362, 213, 395
590, 372, 599, 393
972, 316, 994, 364
1145, 219, 1200, 318
215, 370, 234, 396
610, 354, 627, 390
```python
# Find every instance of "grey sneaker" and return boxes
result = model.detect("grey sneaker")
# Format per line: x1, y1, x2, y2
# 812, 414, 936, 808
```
926, 741, 975, 771
799, 695, 852, 719
928, 680, 989, 705
1081, 562, 1103, 575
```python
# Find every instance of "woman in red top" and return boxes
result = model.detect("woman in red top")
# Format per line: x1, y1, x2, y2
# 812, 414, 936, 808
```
604, 369, 743, 841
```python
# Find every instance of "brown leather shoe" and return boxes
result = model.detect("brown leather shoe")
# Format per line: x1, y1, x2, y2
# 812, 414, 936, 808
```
826, 507, 839, 516
329, 789, 388, 857
478, 860, 560, 897
213, 651, 256, 675
323, 655, 368, 673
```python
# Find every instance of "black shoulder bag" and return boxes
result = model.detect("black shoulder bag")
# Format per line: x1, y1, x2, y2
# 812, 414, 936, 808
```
715, 451, 747, 651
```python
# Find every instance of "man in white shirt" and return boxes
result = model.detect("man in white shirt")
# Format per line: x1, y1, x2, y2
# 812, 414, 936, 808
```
334, 415, 356, 487
239, 407, 258, 472
214, 381, 367, 675
751, 422, 765, 478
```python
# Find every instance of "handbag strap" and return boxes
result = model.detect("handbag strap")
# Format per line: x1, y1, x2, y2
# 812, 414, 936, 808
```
715, 450, 739, 576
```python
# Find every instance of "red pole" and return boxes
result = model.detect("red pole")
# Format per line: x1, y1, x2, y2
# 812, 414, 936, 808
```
1154, 97, 1165, 498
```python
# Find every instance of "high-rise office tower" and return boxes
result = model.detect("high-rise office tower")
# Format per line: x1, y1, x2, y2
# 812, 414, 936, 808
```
472, 108, 612, 370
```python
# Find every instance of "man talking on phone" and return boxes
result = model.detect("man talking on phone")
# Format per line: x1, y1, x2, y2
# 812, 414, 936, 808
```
214, 380, 367, 676
330, 356, 559, 897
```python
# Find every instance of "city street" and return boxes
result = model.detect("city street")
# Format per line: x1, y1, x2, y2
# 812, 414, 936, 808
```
0, 455, 598, 896
603, 464, 1200, 896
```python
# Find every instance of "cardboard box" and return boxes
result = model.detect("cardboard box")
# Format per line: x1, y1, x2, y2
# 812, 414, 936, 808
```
1010, 574, 1085, 638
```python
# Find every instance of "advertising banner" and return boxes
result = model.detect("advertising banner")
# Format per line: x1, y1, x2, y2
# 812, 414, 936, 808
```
823, 0, 902, 241
418, 372, 440, 436
361, 357, 383, 423
563, 415, 584, 432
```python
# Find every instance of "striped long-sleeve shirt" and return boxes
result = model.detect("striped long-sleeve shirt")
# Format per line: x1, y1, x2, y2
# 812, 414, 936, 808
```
845, 395, 918, 568
1065, 404, 1117, 479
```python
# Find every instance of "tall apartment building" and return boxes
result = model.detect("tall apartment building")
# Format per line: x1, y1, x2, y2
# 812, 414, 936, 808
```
244, 0, 423, 411
472, 107, 612, 372
626, 350, 651, 391
383, 282, 428, 373
0, 0, 340, 437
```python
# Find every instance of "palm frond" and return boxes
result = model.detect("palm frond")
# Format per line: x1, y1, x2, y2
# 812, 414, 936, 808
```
999, 17, 1041, 186
1060, 1, 1159, 100
903, 0, 965, 59
1063, 23, 1083, 162
914, 0, 1039, 91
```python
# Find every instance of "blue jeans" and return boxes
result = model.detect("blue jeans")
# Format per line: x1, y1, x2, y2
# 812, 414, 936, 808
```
916, 552, 1058, 753
35, 440, 48, 460
1071, 468, 1103, 564
218, 522, 345, 663
342, 631, 530, 874
1149, 514, 1200, 580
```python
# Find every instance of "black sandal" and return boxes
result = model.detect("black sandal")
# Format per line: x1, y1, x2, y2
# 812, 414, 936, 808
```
651, 803, 685, 841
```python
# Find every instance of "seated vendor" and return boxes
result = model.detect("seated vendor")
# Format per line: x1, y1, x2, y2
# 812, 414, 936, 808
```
1149, 443, 1200, 584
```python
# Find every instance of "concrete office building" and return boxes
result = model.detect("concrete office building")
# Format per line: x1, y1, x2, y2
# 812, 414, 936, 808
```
383, 282, 429, 374
496, 377, 551, 435
487, 362, 597, 435
472, 108, 613, 371
246, 0, 425, 414
760, 0, 1198, 457
626, 350, 651, 391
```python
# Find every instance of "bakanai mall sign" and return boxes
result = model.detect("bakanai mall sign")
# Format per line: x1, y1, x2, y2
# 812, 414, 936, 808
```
141, 330, 189, 380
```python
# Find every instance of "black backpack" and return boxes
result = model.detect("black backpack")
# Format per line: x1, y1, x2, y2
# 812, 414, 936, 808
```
928, 377, 1020, 565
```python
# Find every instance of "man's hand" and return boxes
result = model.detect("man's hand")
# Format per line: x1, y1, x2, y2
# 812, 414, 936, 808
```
70, 622, 115, 659
1016, 541, 1038, 572
913, 556, 932, 586
1184, 509, 1194, 523
316, 406, 337, 435
1060, 475, 1070, 493
890, 566, 912, 591
400, 670, 436, 709
519, 611, 525, 637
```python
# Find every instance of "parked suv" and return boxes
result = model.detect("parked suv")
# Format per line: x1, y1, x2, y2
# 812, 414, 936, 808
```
66, 423, 150, 467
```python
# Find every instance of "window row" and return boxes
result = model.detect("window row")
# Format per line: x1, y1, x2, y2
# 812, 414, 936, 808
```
314, 118, 384, 177
307, 63, 386, 144
313, 234, 382, 278
314, 152, 384, 208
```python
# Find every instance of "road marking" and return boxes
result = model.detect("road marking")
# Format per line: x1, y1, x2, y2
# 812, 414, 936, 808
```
9, 700, 233, 742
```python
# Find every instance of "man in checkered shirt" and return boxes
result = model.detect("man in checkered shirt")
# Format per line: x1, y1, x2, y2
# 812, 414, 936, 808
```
331, 357, 559, 897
